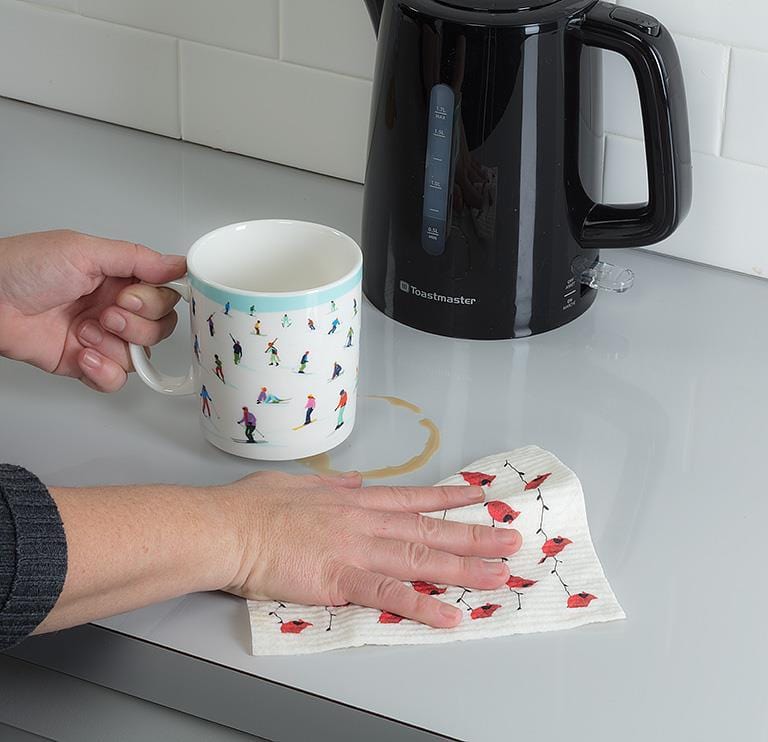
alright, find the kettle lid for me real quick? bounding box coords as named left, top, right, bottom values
left=433, top=0, right=559, bottom=11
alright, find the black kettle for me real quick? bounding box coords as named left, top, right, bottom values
left=362, top=0, right=692, bottom=339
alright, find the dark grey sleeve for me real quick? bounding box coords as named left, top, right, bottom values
left=0, top=465, right=68, bottom=650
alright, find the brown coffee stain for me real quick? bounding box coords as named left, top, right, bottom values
left=300, top=396, right=441, bottom=480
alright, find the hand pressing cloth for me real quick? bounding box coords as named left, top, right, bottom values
left=248, top=446, right=625, bottom=655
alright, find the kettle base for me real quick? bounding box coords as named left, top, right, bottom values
left=363, top=284, right=598, bottom=341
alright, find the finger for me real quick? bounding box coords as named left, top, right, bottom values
left=351, top=485, right=484, bottom=513
left=369, top=512, right=522, bottom=559
left=336, top=566, right=462, bottom=629
left=77, top=348, right=128, bottom=393
left=366, top=539, right=509, bottom=591
left=76, top=233, right=186, bottom=284
left=116, top=284, right=182, bottom=321
left=315, top=471, right=364, bottom=490
left=77, top=320, right=132, bottom=371
left=100, top=307, right=178, bottom=347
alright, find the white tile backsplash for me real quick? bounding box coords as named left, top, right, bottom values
left=0, top=0, right=179, bottom=137
left=281, top=0, right=376, bottom=79
left=604, top=35, right=729, bottom=156
left=721, top=48, right=768, bottom=169
left=181, top=41, right=371, bottom=182
left=79, top=0, right=279, bottom=58
left=0, top=0, right=766, bottom=279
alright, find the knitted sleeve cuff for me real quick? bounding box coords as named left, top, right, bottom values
left=0, top=465, right=68, bottom=650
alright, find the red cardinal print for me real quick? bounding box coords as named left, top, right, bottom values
left=506, top=576, right=537, bottom=589
left=461, top=471, right=496, bottom=487
left=568, top=593, right=598, bottom=608
left=485, top=501, right=521, bottom=526
left=525, top=473, right=552, bottom=491
left=269, top=610, right=313, bottom=634
left=281, top=620, right=313, bottom=634
left=539, top=536, right=573, bottom=563
left=411, top=581, right=447, bottom=596
left=471, top=603, right=502, bottom=620
left=379, top=611, right=405, bottom=624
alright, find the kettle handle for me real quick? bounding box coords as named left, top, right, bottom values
left=572, top=2, right=693, bottom=249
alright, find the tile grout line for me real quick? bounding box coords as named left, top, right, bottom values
left=717, top=46, right=733, bottom=158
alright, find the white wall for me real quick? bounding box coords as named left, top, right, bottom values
left=0, top=0, right=766, bottom=278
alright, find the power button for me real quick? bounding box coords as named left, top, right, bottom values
left=609, top=6, right=661, bottom=36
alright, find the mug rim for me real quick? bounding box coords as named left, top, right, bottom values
left=186, top=219, right=363, bottom=298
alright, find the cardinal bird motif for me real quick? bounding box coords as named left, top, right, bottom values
left=524, top=473, right=552, bottom=491
left=460, top=471, right=496, bottom=487
left=567, top=593, right=598, bottom=608
left=470, top=603, right=502, bottom=620
left=506, top=576, right=537, bottom=589
left=539, top=536, right=573, bottom=563
left=411, top=581, right=447, bottom=596
left=485, top=501, right=521, bottom=526
left=280, top=620, right=313, bottom=634
left=379, top=611, right=405, bottom=624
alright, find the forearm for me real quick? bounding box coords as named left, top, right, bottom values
left=37, top=484, right=239, bottom=634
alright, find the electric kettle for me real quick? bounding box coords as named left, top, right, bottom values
left=362, top=0, right=692, bottom=339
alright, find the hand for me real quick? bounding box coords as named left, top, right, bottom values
left=220, top=471, right=522, bottom=628
left=0, top=230, right=186, bottom=392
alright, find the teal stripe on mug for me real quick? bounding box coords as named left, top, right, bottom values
left=189, top=268, right=362, bottom=313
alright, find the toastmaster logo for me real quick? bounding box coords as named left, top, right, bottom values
left=399, top=280, right=477, bottom=305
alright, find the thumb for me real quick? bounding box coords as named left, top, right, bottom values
left=78, top=234, right=186, bottom=284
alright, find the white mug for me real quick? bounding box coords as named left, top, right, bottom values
left=129, top=220, right=363, bottom=461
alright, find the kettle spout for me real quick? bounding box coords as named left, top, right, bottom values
left=364, top=0, right=384, bottom=36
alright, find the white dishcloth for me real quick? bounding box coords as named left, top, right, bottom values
left=248, top=446, right=625, bottom=655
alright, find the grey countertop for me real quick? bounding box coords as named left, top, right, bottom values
left=2, top=98, right=767, bottom=741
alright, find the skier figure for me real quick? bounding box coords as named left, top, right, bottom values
left=214, top=354, right=225, bottom=383
left=298, top=351, right=310, bottom=374
left=230, top=334, right=243, bottom=365
left=253, top=319, right=262, bottom=336
left=281, top=313, right=292, bottom=328
left=265, top=339, right=280, bottom=366
left=257, top=387, right=286, bottom=405
left=237, top=407, right=257, bottom=443
left=335, top=389, right=348, bottom=431
left=331, top=361, right=342, bottom=381
left=353, top=298, right=358, bottom=316
left=249, top=305, right=255, bottom=317
left=200, top=385, right=213, bottom=418
left=307, top=318, right=316, bottom=331
left=328, top=318, right=341, bottom=335
left=304, top=395, right=316, bottom=426
left=207, top=313, right=216, bottom=337
left=192, top=297, right=196, bottom=316
left=345, top=327, right=354, bottom=348
left=330, top=300, right=336, bottom=313
left=224, top=301, right=231, bottom=316
left=193, top=334, right=201, bottom=364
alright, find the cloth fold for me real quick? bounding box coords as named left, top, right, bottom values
left=248, top=446, right=625, bottom=655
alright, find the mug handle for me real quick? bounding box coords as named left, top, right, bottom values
left=128, top=277, right=195, bottom=396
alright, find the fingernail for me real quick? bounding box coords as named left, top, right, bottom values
left=81, top=350, right=102, bottom=369
left=495, top=529, right=520, bottom=545
left=118, top=293, right=143, bottom=312
left=484, top=561, right=508, bottom=575
left=341, top=471, right=360, bottom=479
left=161, top=254, right=186, bottom=266
left=465, top=487, right=485, bottom=501
left=440, top=603, right=461, bottom=621
left=102, top=311, right=126, bottom=332
left=78, top=322, right=103, bottom=346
